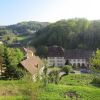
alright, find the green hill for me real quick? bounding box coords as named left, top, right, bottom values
left=37, top=74, right=100, bottom=100
left=0, top=21, right=50, bottom=36
left=30, top=18, right=100, bottom=57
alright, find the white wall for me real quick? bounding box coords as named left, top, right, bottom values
left=69, top=59, right=88, bottom=66
left=48, top=57, right=88, bottom=67
left=48, top=57, right=65, bottom=66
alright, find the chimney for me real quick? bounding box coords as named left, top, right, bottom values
left=23, top=48, right=34, bottom=59
left=26, top=50, right=33, bottom=59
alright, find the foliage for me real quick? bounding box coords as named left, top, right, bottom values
left=59, top=74, right=94, bottom=86
left=92, top=76, right=100, bottom=86
left=0, top=21, right=49, bottom=35
left=62, top=65, right=72, bottom=75
left=0, top=21, right=49, bottom=46
left=0, top=75, right=41, bottom=100
left=36, top=45, right=48, bottom=58
left=37, top=83, right=100, bottom=100
left=90, top=49, right=100, bottom=70
left=48, top=69, right=60, bottom=84
left=30, top=18, right=100, bottom=57
left=4, top=47, right=24, bottom=79
left=0, top=45, right=4, bottom=75
left=1, top=18, right=100, bottom=57
left=0, top=45, right=24, bottom=79
left=2, top=31, right=16, bottom=44
left=42, top=59, right=49, bottom=87
left=37, top=74, right=100, bottom=100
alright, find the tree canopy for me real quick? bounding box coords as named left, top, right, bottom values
left=0, top=45, right=24, bottom=79
left=90, top=49, right=100, bottom=70
left=30, top=18, right=100, bottom=57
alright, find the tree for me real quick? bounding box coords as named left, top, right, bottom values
left=48, top=69, right=60, bottom=84
left=0, top=45, right=4, bottom=75
left=62, top=65, right=72, bottom=75
left=90, top=49, right=100, bottom=70
left=36, top=45, right=48, bottom=58
left=90, top=49, right=100, bottom=85
left=43, top=60, right=48, bottom=87
left=2, top=30, right=15, bottom=44
left=3, top=47, right=24, bottom=79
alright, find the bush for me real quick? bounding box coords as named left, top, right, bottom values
left=92, top=76, right=100, bottom=85
left=62, top=65, right=72, bottom=75
left=48, top=69, right=60, bottom=84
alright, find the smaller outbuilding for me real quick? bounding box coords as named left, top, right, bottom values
left=20, top=48, right=43, bottom=81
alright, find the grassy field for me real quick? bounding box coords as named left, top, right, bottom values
left=37, top=74, right=100, bottom=100
left=16, top=34, right=35, bottom=46
left=0, top=74, right=100, bottom=100
left=0, top=79, right=39, bottom=100
left=59, top=74, right=94, bottom=86
left=37, top=84, right=100, bottom=100
left=17, top=34, right=31, bottom=41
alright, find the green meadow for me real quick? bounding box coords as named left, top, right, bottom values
left=0, top=74, right=100, bottom=100
left=37, top=74, right=100, bottom=100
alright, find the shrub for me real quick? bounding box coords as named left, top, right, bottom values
left=92, top=76, right=100, bottom=85
left=48, top=69, right=60, bottom=84
left=62, top=65, right=72, bottom=75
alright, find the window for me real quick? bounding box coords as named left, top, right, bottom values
left=73, top=59, right=76, bottom=61
left=82, top=59, right=85, bottom=61
left=70, top=59, right=73, bottom=61
left=71, top=59, right=76, bottom=62
left=57, top=57, right=63, bottom=59
left=57, top=63, right=63, bottom=66
left=49, top=57, right=54, bottom=59
left=78, top=59, right=80, bottom=61
left=57, top=60, right=62, bottom=62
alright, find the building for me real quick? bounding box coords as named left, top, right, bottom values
left=47, top=45, right=65, bottom=66
left=20, top=48, right=43, bottom=81
left=65, top=50, right=93, bottom=67
left=47, top=46, right=93, bottom=68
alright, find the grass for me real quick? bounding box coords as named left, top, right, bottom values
left=37, top=74, right=100, bottom=100
left=59, top=74, right=94, bottom=86
left=0, top=74, right=100, bottom=100
left=16, top=34, right=35, bottom=46
left=0, top=79, right=40, bottom=100
left=0, top=96, right=30, bottom=100
left=37, top=84, right=100, bottom=100
left=17, top=34, right=32, bottom=41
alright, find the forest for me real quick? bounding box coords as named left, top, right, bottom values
left=31, top=18, right=100, bottom=57
left=1, top=18, right=100, bottom=57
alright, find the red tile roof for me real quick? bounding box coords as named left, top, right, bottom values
left=20, top=58, right=38, bottom=75
left=48, top=45, right=64, bottom=57
left=65, top=49, right=93, bottom=59
left=48, top=46, right=93, bottom=59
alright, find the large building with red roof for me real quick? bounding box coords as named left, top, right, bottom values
left=47, top=46, right=93, bottom=67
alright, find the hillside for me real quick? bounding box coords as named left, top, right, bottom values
left=1, top=18, right=100, bottom=57
left=37, top=74, right=100, bottom=100
left=0, top=21, right=50, bottom=36
left=30, top=18, right=100, bottom=57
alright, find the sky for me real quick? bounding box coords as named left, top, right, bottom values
left=0, top=0, right=100, bottom=25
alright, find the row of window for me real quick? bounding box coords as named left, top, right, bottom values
left=69, top=59, right=85, bottom=62
left=49, top=57, right=63, bottom=59
left=49, top=59, right=85, bottom=62
left=49, top=57, right=86, bottom=61
left=49, top=63, right=63, bottom=66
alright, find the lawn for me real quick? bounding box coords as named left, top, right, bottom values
left=17, top=34, right=30, bottom=41
left=37, top=74, right=100, bottom=100
left=59, top=74, right=94, bottom=86
left=0, top=74, right=100, bottom=100
left=0, top=79, right=40, bottom=100
left=37, top=84, right=100, bottom=100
